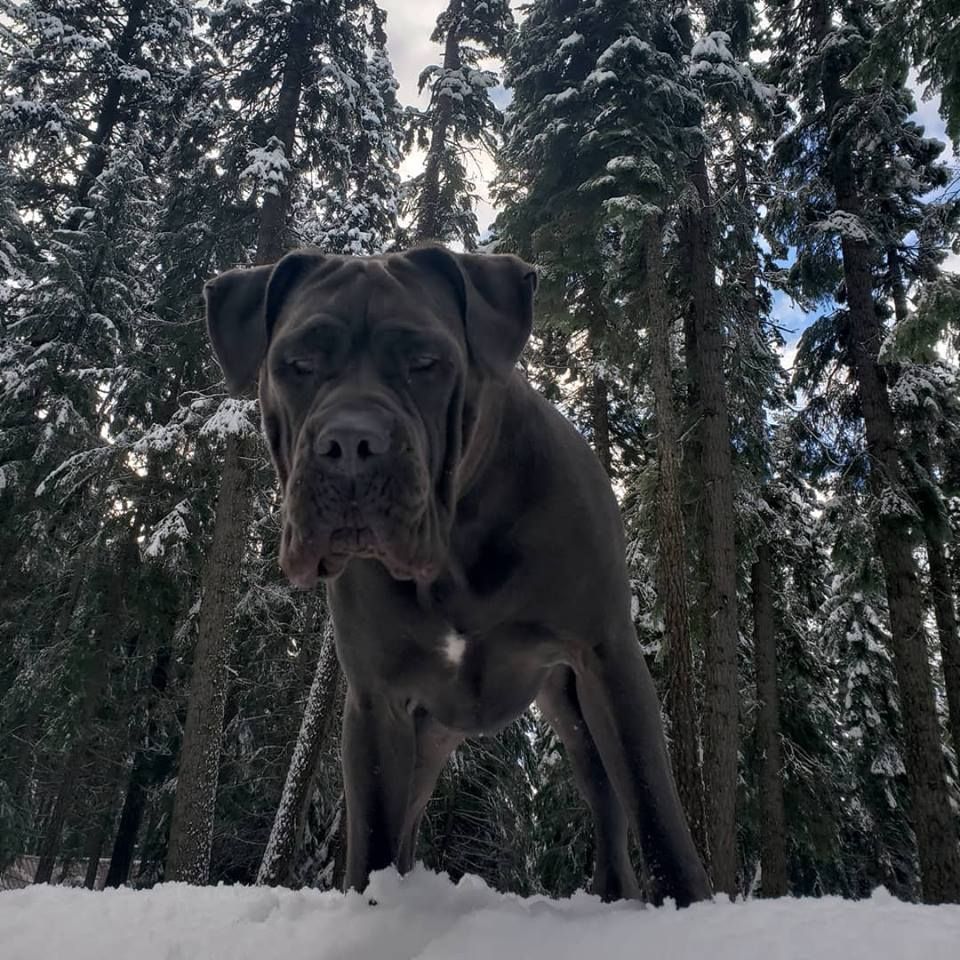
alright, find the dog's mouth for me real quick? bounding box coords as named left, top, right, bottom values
left=280, top=524, right=374, bottom=587
left=280, top=522, right=437, bottom=588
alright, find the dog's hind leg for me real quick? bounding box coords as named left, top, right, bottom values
left=571, top=630, right=713, bottom=907
left=537, top=666, right=641, bottom=902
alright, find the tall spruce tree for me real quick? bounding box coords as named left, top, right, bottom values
left=407, top=0, right=514, bottom=248
left=769, top=0, right=960, bottom=902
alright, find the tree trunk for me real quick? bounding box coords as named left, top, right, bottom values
left=752, top=544, right=788, bottom=897
left=680, top=150, right=740, bottom=895
left=258, top=615, right=342, bottom=886
left=642, top=213, right=705, bottom=858
left=415, top=0, right=463, bottom=244
left=840, top=220, right=960, bottom=904
left=589, top=361, right=611, bottom=476
left=82, top=819, right=109, bottom=890
left=33, top=584, right=117, bottom=885
left=814, top=6, right=960, bottom=900
left=927, top=529, right=960, bottom=760
left=888, top=250, right=960, bottom=764
left=105, top=752, right=149, bottom=888
left=33, top=750, right=81, bottom=884
left=165, top=7, right=311, bottom=885
left=105, top=648, right=171, bottom=888
left=164, top=434, right=253, bottom=884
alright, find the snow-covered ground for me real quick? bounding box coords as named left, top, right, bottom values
left=3, top=868, right=960, bottom=960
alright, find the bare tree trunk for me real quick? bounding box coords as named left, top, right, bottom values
left=927, top=530, right=960, bottom=760
left=589, top=355, right=611, bottom=476
left=33, top=586, right=117, bottom=885
left=415, top=0, right=463, bottom=244
left=105, top=648, right=171, bottom=888
left=680, top=150, right=740, bottom=895
left=752, top=543, right=788, bottom=897
left=642, top=213, right=705, bottom=858
left=82, top=819, right=109, bottom=890
left=33, top=751, right=81, bottom=884
left=165, top=7, right=311, bottom=885
left=165, top=434, right=252, bottom=883
left=258, top=616, right=342, bottom=886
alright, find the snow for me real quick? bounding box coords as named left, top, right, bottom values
left=812, top=211, right=873, bottom=243
left=3, top=871, right=960, bottom=960
left=241, top=137, right=291, bottom=196
left=198, top=397, right=259, bottom=440
left=142, top=500, right=191, bottom=559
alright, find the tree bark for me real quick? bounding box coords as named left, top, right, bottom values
left=414, top=0, right=463, bottom=244
left=927, top=529, right=960, bottom=761
left=105, top=648, right=171, bottom=888
left=589, top=361, right=611, bottom=475
left=752, top=543, right=788, bottom=897
left=642, top=213, right=705, bottom=858
left=33, top=579, right=117, bottom=885
left=165, top=7, right=311, bottom=884
left=257, top=615, right=342, bottom=886
left=82, top=817, right=109, bottom=890
left=164, top=434, right=253, bottom=884
left=680, top=150, right=740, bottom=895
left=33, top=749, right=81, bottom=884
left=814, top=4, right=960, bottom=899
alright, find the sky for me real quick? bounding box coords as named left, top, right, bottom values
left=375, top=3, right=959, bottom=370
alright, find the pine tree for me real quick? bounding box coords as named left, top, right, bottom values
left=769, top=0, right=960, bottom=902
left=407, top=0, right=514, bottom=248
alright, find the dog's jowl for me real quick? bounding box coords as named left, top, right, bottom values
left=205, top=245, right=712, bottom=906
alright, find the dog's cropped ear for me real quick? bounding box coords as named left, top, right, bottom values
left=204, top=251, right=322, bottom=395
left=405, top=246, right=538, bottom=380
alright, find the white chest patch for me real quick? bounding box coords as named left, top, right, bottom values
left=442, top=630, right=467, bottom=667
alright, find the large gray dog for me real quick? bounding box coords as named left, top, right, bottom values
left=204, top=245, right=711, bottom=906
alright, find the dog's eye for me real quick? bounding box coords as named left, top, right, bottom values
left=408, top=355, right=438, bottom=373
left=286, top=357, right=317, bottom=376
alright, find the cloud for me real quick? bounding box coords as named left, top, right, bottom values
left=379, top=1, right=446, bottom=108
left=777, top=337, right=800, bottom=374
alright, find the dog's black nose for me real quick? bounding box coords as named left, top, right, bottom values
left=315, top=412, right=390, bottom=475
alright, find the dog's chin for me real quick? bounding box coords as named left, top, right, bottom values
left=280, top=524, right=440, bottom=589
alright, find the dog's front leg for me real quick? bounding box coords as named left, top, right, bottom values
left=342, top=685, right=415, bottom=893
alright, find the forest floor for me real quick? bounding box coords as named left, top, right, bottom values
left=3, top=866, right=960, bottom=959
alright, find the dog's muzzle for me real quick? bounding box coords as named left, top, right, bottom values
left=278, top=405, right=433, bottom=587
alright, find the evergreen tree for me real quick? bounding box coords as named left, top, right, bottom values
left=407, top=0, right=514, bottom=248
left=769, top=0, right=960, bottom=902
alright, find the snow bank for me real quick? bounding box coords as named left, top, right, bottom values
left=3, top=868, right=960, bottom=960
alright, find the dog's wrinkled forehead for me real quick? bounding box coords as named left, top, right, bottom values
left=274, top=254, right=462, bottom=344
left=204, top=245, right=537, bottom=397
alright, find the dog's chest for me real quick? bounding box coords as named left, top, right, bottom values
left=401, top=616, right=557, bottom=735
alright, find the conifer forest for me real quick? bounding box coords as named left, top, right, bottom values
left=2, top=0, right=960, bottom=907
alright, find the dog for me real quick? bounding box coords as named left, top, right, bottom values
left=204, top=245, right=711, bottom=906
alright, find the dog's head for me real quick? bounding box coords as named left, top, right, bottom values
left=204, top=246, right=537, bottom=587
